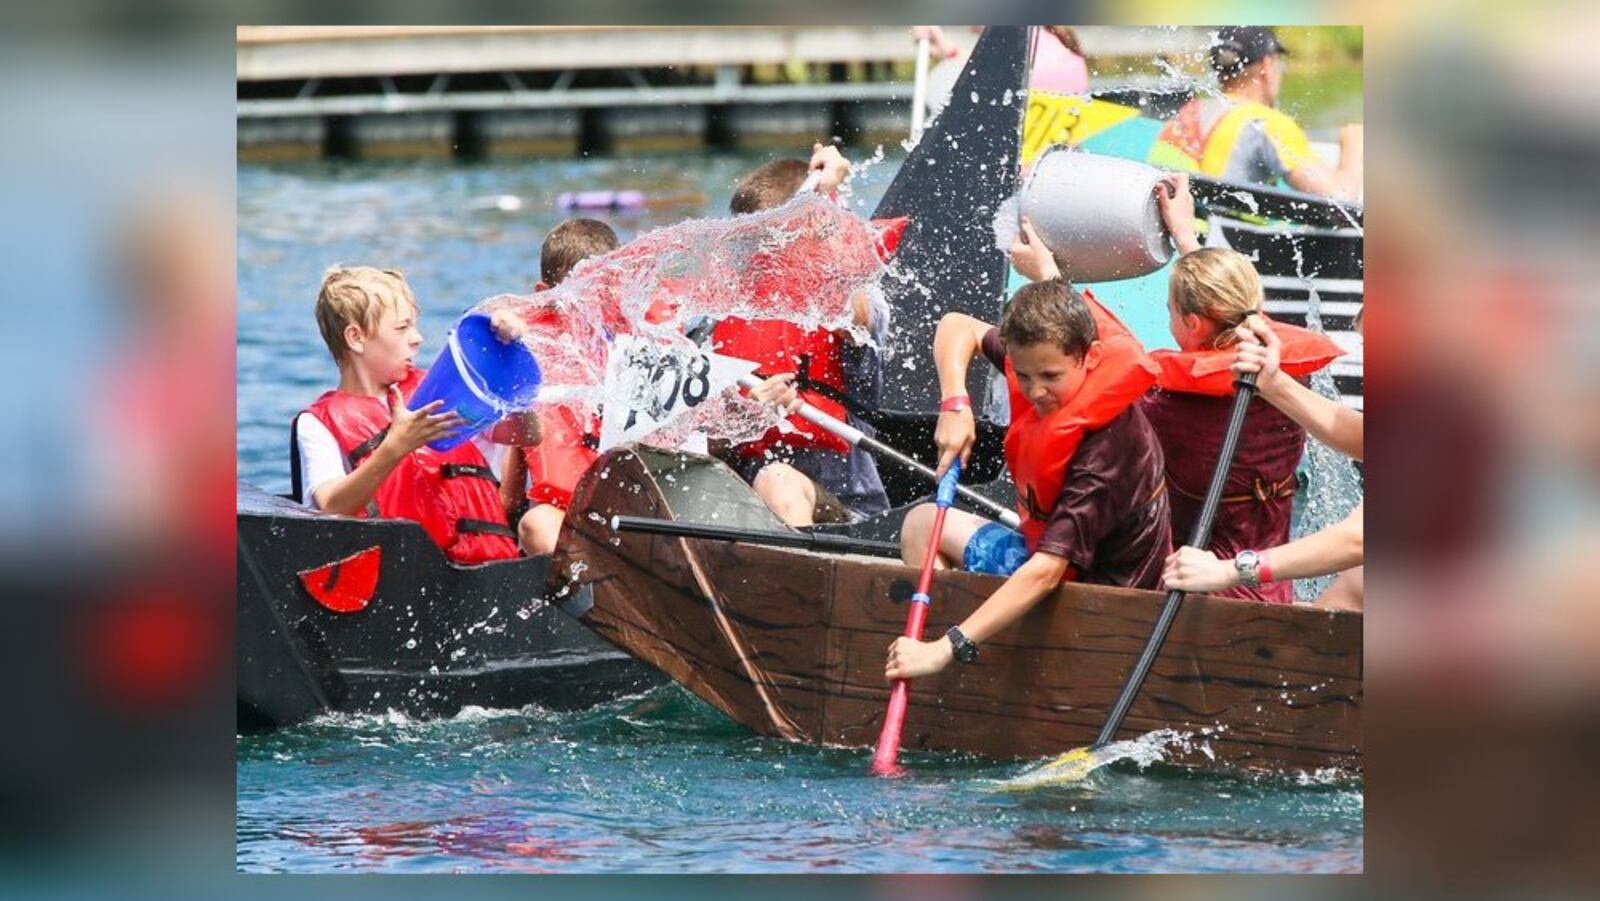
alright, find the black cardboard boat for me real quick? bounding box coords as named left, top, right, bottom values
left=236, top=482, right=660, bottom=730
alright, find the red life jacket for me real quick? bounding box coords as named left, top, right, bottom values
left=1004, top=294, right=1160, bottom=551
left=298, top=368, right=520, bottom=565
left=711, top=316, right=853, bottom=456
left=522, top=405, right=601, bottom=510
left=1142, top=320, right=1342, bottom=604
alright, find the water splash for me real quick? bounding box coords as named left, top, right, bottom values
left=991, top=191, right=1022, bottom=252
left=988, top=726, right=1225, bottom=792
left=471, top=192, right=891, bottom=446
left=1292, top=284, right=1363, bottom=602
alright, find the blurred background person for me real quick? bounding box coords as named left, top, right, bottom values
left=1151, top=25, right=1363, bottom=200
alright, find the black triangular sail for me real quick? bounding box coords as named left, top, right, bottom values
left=872, top=26, right=1029, bottom=415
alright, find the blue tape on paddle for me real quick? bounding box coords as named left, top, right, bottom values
left=936, top=459, right=961, bottom=508
left=911, top=592, right=932, bottom=606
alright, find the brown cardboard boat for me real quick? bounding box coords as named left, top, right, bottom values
left=550, top=446, right=1361, bottom=775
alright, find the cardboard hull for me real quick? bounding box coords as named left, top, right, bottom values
left=553, top=448, right=1362, bottom=774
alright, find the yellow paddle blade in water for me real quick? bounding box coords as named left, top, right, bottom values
left=993, top=746, right=1104, bottom=792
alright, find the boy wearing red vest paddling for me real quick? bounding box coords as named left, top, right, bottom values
left=291, top=266, right=530, bottom=565
left=1139, top=173, right=1344, bottom=603
left=713, top=143, right=892, bottom=525
left=887, top=254, right=1171, bottom=680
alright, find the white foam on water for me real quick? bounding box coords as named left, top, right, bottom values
left=988, top=726, right=1227, bottom=792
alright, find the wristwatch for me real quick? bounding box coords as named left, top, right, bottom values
left=946, top=626, right=979, bottom=664
left=1234, top=549, right=1262, bottom=589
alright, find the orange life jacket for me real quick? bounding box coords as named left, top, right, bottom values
left=711, top=316, right=854, bottom=456
left=1151, top=317, right=1344, bottom=397
left=299, top=368, right=520, bottom=565
left=1004, top=294, right=1160, bottom=550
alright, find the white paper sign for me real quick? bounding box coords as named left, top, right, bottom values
left=597, top=335, right=759, bottom=452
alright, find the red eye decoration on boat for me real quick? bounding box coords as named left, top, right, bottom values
left=297, top=545, right=382, bottom=614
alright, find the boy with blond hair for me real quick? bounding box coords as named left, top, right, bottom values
left=292, top=265, right=529, bottom=564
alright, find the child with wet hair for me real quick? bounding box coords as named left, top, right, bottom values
left=502, top=218, right=620, bottom=556
left=1140, top=173, right=1343, bottom=602
left=1163, top=313, right=1363, bottom=609
left=886, top=271, right=1170, bottom=681
left=536, top=217, right=619, bottom=291
left=713, top=142, right=892, bottom=526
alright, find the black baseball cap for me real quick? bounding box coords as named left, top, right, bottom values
left=1209, top=26, right=1289, bottom=78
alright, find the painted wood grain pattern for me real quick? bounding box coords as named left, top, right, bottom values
left=553, top=448, right=1363, bottom=774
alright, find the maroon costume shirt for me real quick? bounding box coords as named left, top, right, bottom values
left=1140, top=387, right=1305, bottom=603
left=982, top=330, right=1172, bottom=588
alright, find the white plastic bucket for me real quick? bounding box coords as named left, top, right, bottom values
left=1021, top=145, right=1173, bottom=283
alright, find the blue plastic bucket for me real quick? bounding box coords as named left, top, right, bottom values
left=408, top=313, right=543, bottom=452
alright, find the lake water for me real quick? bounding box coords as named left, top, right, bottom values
left=236, top=149, right=1362, bottom=873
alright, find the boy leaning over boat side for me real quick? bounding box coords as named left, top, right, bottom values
left=886, top=261, right=1172, bottom=680
left=499, top=218, right=620, bottom=556
left=291, top=265, right=533, bottom=565
left=712, top=142, right=893, bottom=525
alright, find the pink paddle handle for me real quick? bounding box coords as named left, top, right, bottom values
left=870, top=503, right=950, bottom=775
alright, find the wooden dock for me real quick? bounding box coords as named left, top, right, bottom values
left=236, top=26, right=1208, bottom=160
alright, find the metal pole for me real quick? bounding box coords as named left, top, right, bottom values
left=909, top=36, right=930, bottom=144
left=610, top=515, right=903, bottom=559
left=736, top=375, right=1020, bottom=528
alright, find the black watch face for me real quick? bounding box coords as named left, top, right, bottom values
left=949, top=628, right=977, bottom=662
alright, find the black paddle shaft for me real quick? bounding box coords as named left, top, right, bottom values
left=609, top=515, right=903, bottom=559
left=1091, top=371, right=1260, bottom=751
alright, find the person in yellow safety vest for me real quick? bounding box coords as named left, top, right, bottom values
left=1151, top=26, right=1363, bottom=201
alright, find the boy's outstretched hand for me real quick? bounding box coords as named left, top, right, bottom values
left=1007, top=216, right=1061, bottom=283
left=809, top=142, right=851, bottom=194
left=1155, top=172, right=1201, bottom=255
left=885, top=634, right=954, bottom=681
left=383, top=385, right=466, bottom=455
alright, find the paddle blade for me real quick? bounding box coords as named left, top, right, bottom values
left=871, top=681, right=911, bottom=776
left=992, top=746, right=1105, bottom=792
